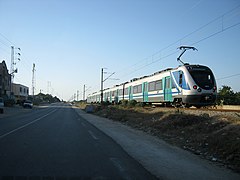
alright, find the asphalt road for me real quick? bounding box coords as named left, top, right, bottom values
left=0, top=103, right=156, bottom=179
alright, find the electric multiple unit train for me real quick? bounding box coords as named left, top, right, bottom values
left=87, top=47, right=217, bottom=108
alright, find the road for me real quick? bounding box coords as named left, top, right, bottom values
left=0, top=103, right=156, bottom=179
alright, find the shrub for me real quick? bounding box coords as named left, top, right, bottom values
left=136, top=102, right=145, bottom=107
left=119, top=100, right=128, bottom=107
left=128, top=99, right=137, bottom=107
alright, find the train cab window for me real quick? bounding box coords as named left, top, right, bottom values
left=188, top=66, right=214, bottom=90
left=179, top=73, right=183, bottom=87
left=177, top=71, right=188, bottom=89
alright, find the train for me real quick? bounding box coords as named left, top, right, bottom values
left=87, top=46, right=217, bottom=108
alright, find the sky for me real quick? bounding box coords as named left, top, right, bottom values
left=0, top=0, right=240, bottom=101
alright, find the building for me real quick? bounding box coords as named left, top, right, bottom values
left=0, top=60, right=11, bottom=99
left=12, top=83, right=29, bottom=103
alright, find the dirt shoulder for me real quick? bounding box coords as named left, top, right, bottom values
left=77, top=103, right=240, bottom=173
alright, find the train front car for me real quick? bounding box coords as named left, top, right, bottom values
left=172, top=65, right=217, bottom=108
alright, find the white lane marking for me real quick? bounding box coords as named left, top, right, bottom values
left=0, top=109, right=57, bottom=139
left=88, top=130, right=99, bottom=140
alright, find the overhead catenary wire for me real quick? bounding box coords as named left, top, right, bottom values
left=217, top=73, right=240, bottom=81
left=87, top=4, right=240, bottom=97
left=114, top=4, right=240, bottom=83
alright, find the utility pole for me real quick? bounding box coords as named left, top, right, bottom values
left=32, top=63, right=36, bottom=98
left=10, top=46, right=21, bottom=98
left=101, top=68, right=103, bottom=103
left=83, top=84, right=86, bottom=101
left=100, top=68, right=116, bottom=103
left=10, top=46, right=14, bottom=99
left=11, top=46, right=14, bottom=81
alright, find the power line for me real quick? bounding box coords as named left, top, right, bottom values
left=217, top=73, right=240, bottom=81
left=0, top=32, right=15, bottom=46
left=191, top=21, right=240, bottom=46
left=85, top=4, right=240, bottom=99
left=115, top=4, right=240, bottom=81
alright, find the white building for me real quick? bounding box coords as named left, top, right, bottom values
left=12, top=83, right=29, bottom=102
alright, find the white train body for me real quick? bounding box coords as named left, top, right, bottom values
left=87, top=64, right=217, bottom=107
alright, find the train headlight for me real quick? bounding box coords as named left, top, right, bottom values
left=193, top=85, right=197, bottom=90
left=213, top=86, right=217, bottom=92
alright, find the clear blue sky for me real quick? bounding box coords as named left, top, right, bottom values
left=0, top=0, right=240, bottom=101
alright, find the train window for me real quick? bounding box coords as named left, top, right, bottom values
left=137, top=84, right=142, bottom=93
left=124, top=88, right=128, bottom=95
left=155, top=80, right=162, bottom=90
left=133, top=85, right=142, bottom=93
left=148, top=81, right=155, bottom=91
left=133, top=85, right=138, bottom=94
left=119, top=89, right=123, bottom=96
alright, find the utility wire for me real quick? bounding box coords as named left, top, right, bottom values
left=86, top=4, right=240, bottom=97
left=0, top=32, right=15, bottom=45
left=115, top=4, right=240, bottom=82
left=191, top=21, right=240, bottom=46
left=217, top=73, right=240, bottom=81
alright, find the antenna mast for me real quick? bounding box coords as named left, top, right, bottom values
left=177, top=46, right=197, bottom=65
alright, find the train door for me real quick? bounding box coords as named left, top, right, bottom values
left=143, top=82, right=148, bottom=102
left=163, top=76, right=172, bottom=102
left=129, top=86, right=133, bottom=100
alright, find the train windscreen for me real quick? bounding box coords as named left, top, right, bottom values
left=187, top=66, right=215, bottom=90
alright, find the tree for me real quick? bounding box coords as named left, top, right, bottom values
left=34, top=93, right=60, bottom=104
left=217, top=85, right=240, bottom=105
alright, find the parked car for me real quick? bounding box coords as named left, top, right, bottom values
left=23, top=100, right=33, bottom=108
